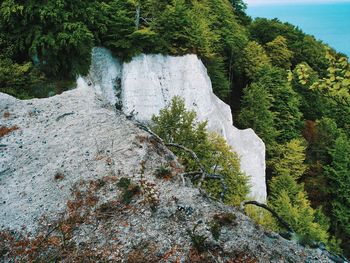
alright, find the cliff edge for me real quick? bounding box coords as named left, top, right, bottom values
left=0, top=82, right=332, bottom=262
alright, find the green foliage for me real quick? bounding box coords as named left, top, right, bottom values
left=201, top=133, right=249, bottom=206
left=0, top=0, right=250, bottom=100
left=238, top=83, right=277, bottom=147
left=154, top=165, right=172, bottom=179
left=290, top=63, right=326, bottom=120
left=203, top=56, right=230, bottom=98
left=308, top=117, right=340, bottom=163
left=151, top=96, right=208, bottom=169
left=0, top=0, right=94, bottom=78
left=0, top=33, right=45, bottom=98
left=117, top=177, right=140, bottom=204
left=152, top=97, right=249, bottom=205
left=255, top=66, right=303, bottom=144
left=292, top=55, right=350, bottom=131
left=93, top=0, right=139, bottom=60
left=311, top=51, right=350, bottom=107
left=244, top=205, right=279, bottom=231
left=269, top=175, right=330, bottom=245
left=0, top=59, right=44, bottom=99
left=249, top=18, right=329, bottom=75
left=270, top=138, right=307, bottom=180
left=239, top=41, right=271, bottom=80
left=265, top=36, right=293, bottom=69
left=324, top=133, right=350, bottom=241
left=229, top=0, right=252, bottom=26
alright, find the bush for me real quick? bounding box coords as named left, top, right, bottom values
left=151, top=96, right=249, bottom=205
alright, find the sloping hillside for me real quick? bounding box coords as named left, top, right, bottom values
left=0, top=84, right=332, bottom=262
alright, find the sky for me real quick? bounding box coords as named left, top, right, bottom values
left=245, top=0, right=350, bottom=5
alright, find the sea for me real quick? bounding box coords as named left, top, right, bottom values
left=247, top=2, right=350, bottom=57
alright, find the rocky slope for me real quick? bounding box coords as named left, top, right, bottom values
left=88, top=48, right=266, bottom=203
left=0, top=83, right=333, bottom=262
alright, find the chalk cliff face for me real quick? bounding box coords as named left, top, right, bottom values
left=88, top=48, right=267, bottom=202
left=0, top=52, right=333, bottom=262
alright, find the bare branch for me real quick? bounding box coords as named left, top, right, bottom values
left=240, top=200, right=294, bottom=233
left=165, top=143, right=205, bottom=173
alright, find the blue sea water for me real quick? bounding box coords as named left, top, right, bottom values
left=247, top=3, right=350, bottom=57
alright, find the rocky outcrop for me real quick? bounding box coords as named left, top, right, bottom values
left=0, top=80, right=177, bottom=232
left=0, top=87, right=331, bottom=262
left=88, top=47, right=267, bottom=202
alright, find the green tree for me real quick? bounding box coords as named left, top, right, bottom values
left=292, top=58, right=350, bottom=133
left=229, top=0, right=251, bottom=25
left=202, top=133, right=249, bottom=206
left=239, top=41, right=271, bottom=80
left=152, top=96, right=249, bottom=205
left=290, top=63, right=326, bottom=120
left=324, top=133, right=350, bottom=252
left=238, top=83, right=278, bottom=147
left=311, top=51, right=350, bottom=107
left=249, top=18, right=329, bottom=75
left=269, top=175, right=330, bottom=246
left=256, top=66, right=303, bottom=143
left=151, top=96, right=208, bottom=161
left=0, top=33, right=45, bottom=98
left=265, top=35, right=293, bottom=69
left=196, top=0, right=248, bottom=98
left=308, top=117, right=340, bottom=163
left=270, top=138, right=307, bottom=180
left=97, top=0, right=141, bottom=60
left=0, top=0, right=95, bottom=78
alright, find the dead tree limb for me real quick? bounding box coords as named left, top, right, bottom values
left=240, top=200, right=294, bottom=233
left=165, top=143, right=205, bottom=175
left=178, top=171, right=202, bottom=186
left=134, top=121, right=164, bottom=144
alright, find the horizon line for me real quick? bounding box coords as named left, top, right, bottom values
left=245, top=0, right=350, bottom=6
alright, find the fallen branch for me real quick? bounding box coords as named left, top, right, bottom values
left=165, top=143, right=205, bottom=175
left=133, top=120, right=164, bottom=144
left=240, top=201, right=294, bottom=233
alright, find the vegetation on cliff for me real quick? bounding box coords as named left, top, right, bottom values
left=1, top=0, right=349, bottom=256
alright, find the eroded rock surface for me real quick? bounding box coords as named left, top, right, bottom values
left=0, top=85, right=331, bottom=262
left=0, top=80, right=176, bottom=232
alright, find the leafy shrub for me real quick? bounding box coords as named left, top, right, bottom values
left=151, top=96, right=249, bottom=206
left=154, top=165, right=172, bottom=179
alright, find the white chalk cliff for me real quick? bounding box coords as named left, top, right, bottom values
left=87, top=48, right=267, bottom=202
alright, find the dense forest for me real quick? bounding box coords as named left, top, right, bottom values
left=1, top=0, right=349, bottom=256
